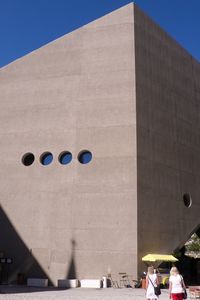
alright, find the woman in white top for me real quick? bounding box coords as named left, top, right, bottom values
left=146, top=266, right=160, bottom=300
left=169, top=267, right=186, bottom=300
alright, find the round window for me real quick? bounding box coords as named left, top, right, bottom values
left=183, top=193, right=192, bottom=208
left=59, top=151, right=72, bottom=165
left=40, top=152, right=53, bottom=166
left=78, top=150, right=92, bottom=164
left=22, top=153, right=35, bottom=166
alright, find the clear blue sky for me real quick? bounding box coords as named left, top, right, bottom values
left=0, top=0, right=200, bottom=67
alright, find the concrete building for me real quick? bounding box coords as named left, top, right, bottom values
left=0, top=3, right=200, bottom=285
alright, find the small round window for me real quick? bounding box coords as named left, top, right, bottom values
left=78, top=150, right=92, bottom=164
left=59, top=151, right=72, bottom=165
left=40, top=152, right=53, bottom=166
left=22, top=153, right=35, bottom=166
left=183, top=193, right=192, bottom=208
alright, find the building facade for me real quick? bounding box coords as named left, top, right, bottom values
left=0, top=3, right=200, bottom=285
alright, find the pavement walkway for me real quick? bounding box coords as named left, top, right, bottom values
left=0, top=286, right=171, bottom=300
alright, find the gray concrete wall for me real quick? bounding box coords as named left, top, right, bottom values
left=134, top=5, right=200, bottom=273
left=0, top=4, right=137, bottom=284
left=1, top=2, right=198, bottom=283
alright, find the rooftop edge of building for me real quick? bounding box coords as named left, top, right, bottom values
left=0, top=2, right=199, bottom=71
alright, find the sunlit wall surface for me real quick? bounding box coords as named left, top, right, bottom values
left=0, top=3, right=200, bottom=285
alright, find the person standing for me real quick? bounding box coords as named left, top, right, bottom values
left=146, top=266, right=160, bottom=300
left=169, top=267, right=186, bottom=300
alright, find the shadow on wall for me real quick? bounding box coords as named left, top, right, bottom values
left=0, top=205, right=53, bottom=286
left=66, top=239, right=77, bottom=280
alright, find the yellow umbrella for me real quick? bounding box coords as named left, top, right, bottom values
left=142, top=254, right=178, bottom=262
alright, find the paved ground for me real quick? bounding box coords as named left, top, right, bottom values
left=0, top=286, right=171, bottom=300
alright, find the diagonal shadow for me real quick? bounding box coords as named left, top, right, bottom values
left=0, top=205, right=53, bottom=292
left=196, top=226, right=200, bottom=238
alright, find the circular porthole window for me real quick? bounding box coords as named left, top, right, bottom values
left=78, top=150, right=92, bottom=164
left=40, top=152, right=53, bottom=166
left=183, top=193, right=192, bottom=208
left=58, top=151, right=72, bottom=165
left=22, top=153, right=35, bottom=166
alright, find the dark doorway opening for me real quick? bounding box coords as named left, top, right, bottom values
left=174, top=226, right=200, bottom=285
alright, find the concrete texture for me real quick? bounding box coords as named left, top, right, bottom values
left=134, top=5, right=200, bottom=272
left=0, top=2, right=200, bottom=285
left=0, top=4, right=137, bottom=284
left=0, top=287, right=170, bottom=300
